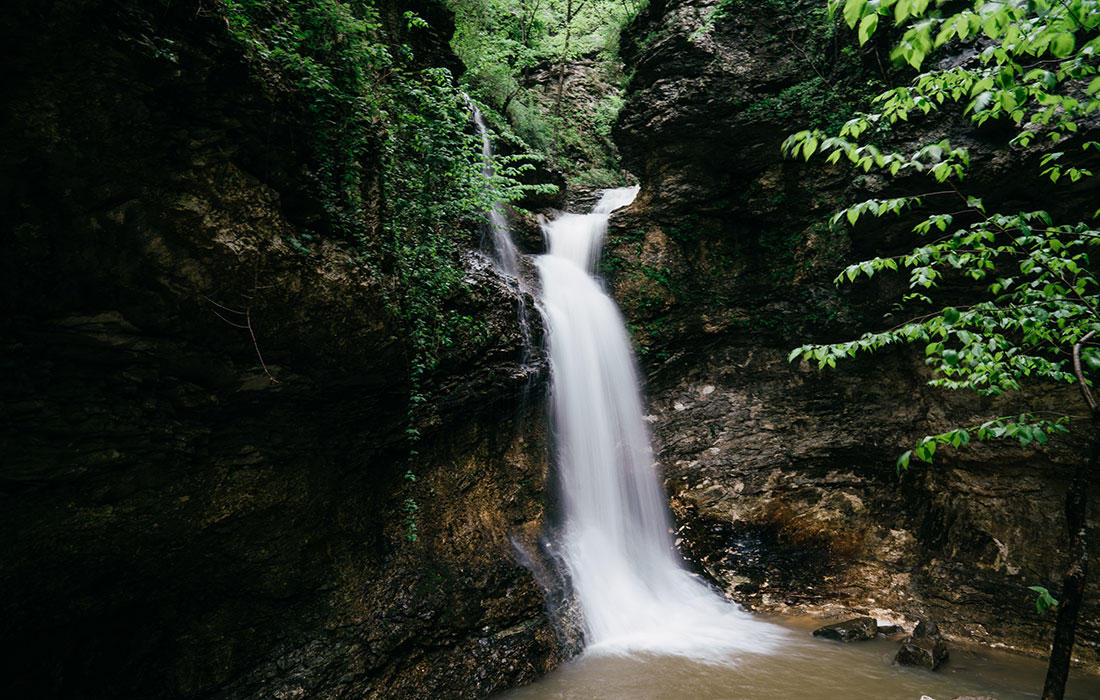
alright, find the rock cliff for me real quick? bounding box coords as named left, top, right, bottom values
left=1, top=1, right=560, bottom=697
left=611, top=0, right=1100, bottom=665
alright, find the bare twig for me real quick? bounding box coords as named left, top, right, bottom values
left=246, top=307, right=278, bottom=384
left=210, top=309, right=249, bottom=330
left=205, top=291, right=279, bottom=384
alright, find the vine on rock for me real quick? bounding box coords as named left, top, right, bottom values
left=216, top=0, right=554, bottom=542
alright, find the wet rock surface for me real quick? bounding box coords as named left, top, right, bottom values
left=649, top=343, right=1098, bottom=665
left=812, top=617, right=878, bottom=643
left=1, top=1, right=561, bottom=698
left=896, top=636, right=950, bottom=670
left=897, top=618, right=949, bottom=669
left=915, top=619, right=944, bottom=640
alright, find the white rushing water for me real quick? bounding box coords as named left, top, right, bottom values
left=536, top=187, right=788, bottom=663
left=471, top=105, right=519, bottom=277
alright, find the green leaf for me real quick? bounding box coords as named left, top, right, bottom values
left=895, top=0, right=911, bottom=24
left=957, top=15, right=970, bottom=41
left=896, top=450, right=912, bottom=472
left=844, top=0, right=868, bottom=29
left=804, top=135, right=819, bottom=160
left=859, top=13, right=879, bottom=45
left=982, top=11, right=1005, bottom=39
left=943, top=307, right=961, bottom=325
left=1051, top=33, right=1075, bottom=59
left=1028, top=586, right=1060, bottom=614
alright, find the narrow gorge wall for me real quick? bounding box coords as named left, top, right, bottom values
left=609, top=0, right=1100, bottom=665
left=1, top=1, right=560, bottom=697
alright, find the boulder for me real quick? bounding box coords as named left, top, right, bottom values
left=811, top=617, right=878, bottom=642
left=914, top=618, right=943, bottom=639
left=896, top=636, right=950, bottom=670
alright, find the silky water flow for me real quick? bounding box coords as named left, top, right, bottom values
left=535, top=187, right=787, bottom=662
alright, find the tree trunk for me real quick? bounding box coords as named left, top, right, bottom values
left=555, top=0, right=573, bottom=120
left=1040, top=418, right=1096, bottom=700
left=500, top=86, right=522, bottom=116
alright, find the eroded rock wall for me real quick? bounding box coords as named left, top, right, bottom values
left=1, top=1, right=559, bottom=697
left=611, top=0, right=1100, bottom=665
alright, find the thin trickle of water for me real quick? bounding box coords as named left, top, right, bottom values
left=471, top=105, right=519, bottom=278
left=469, top=102, right=537, bottom=371
left=536, top=187, right=788, bottom=663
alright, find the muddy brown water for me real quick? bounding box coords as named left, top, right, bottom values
left=500, top=617, right=1100, bottom=700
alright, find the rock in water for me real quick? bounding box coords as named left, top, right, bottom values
left=811, top=617, right=878, bottom=642
left=896, top=636, right=950, bottom=670
left=914, top=618, right=943, bottom=639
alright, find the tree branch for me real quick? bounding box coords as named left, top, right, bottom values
left=1073, top=330, right=1097, bottom=413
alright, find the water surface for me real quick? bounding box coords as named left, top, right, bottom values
left=502, top=617, right=1100, bottom=700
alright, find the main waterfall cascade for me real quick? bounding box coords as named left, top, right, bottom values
left=535, top=188, right=788, bottom=662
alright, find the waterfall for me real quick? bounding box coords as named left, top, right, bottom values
left=471, top=104, right=519, bottom=278
left=536, top=188, right=787, bottom=663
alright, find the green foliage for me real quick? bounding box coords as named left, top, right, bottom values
left=1029, top=585, right=1061, bottom=614
left=219, top=0, right=537, bottom=353
left=447, top=0, right=637, bottom=178
left=893, top=415, right=1071, bottom=471
left=830, top=0, right=1100, bottom=71
left=787, top=0, right=1100, bottom=469
left=403, top=497, right=420, bottom=542
left=785, top=14, right=1099, bottom=673
left=217, top=1, right=552, bottom=539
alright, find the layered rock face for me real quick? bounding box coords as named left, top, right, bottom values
left=1, top=1, right=559, bottom=697
left=611, top=0, right=1100, bottom=664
